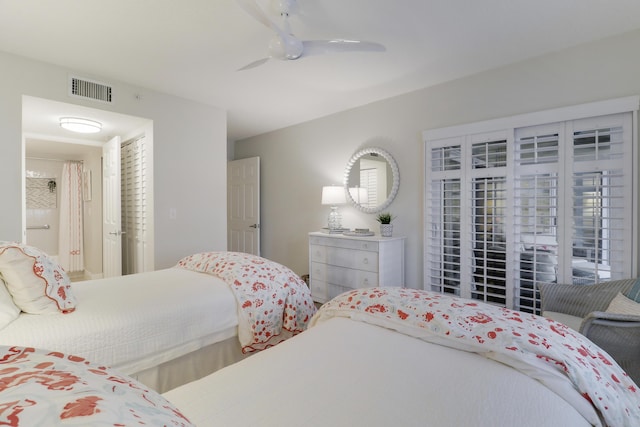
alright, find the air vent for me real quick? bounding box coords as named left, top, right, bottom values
left=69, top=76, right=113, bottom=103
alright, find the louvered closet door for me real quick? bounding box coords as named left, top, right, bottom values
left=121, top=137, right=147, bottom=275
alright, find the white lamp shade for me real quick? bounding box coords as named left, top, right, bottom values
left=321, top=186, right=346, bottom=205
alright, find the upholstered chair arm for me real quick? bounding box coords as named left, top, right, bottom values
left=579, top=311, right=640, bottom=385
left=537, top=279, right=637, bottom=318
left=580, top=311, right=640, bottom=335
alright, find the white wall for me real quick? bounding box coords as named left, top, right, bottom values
left=0, top=51, right=228, bottom=269
left=234, top=29, right=640, bottom=288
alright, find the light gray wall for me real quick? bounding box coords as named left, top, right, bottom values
left=235, top=29, right=640, bottom=288
left=0, top=51, right=228, bottom=269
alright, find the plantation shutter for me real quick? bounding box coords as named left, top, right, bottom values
left=468, top=136, right=509, bottom=305
left=426, top=141, right=463, bottom=295
left=360, top=167, right=378, bottom=208
left=563, top=114, right=632, bottom=286
left=425, top=108, right=634, bottom=313
left=426, top=132, right=511, bottom=304
left=513, top=124, right=562, bottom=312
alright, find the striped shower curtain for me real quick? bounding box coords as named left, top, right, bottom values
left=58, top=162, right=84, bottom=273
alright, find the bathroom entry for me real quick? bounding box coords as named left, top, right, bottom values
left=25, top=155, right=98, bottom=280
left=23, top=96, right=154, bottom=279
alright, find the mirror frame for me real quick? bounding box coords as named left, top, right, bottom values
left=343, top=147, right=400, bottom=214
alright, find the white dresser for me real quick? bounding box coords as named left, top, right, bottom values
left=308, top=232, right=405, bottom=303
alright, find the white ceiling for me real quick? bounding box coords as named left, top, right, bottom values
left=4, top=0, right=640, bottom=145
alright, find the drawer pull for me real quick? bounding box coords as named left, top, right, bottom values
left=362, top=258, right=369, bottom=265
left=363, top=278, right=369, bottom=286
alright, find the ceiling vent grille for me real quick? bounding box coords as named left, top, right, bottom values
left=69, top=76, right=113, bottom=103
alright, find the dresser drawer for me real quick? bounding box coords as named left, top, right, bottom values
left=326, top=247, right=378, bottom=272
left=309, top=245, right=327, bottom=263
left=310, top=261, right=327, bottom=281
left=326, top=265, right=378, bottom=290
left=327, top=283, right=351, bottom=300
left=310, top=279, right=328, bottom=302
left=309, top=232, right=405, bottom=304
left=309, top=235, right=379, bottom=252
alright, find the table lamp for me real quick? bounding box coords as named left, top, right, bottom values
left=322, top=185, right=346, bottom=231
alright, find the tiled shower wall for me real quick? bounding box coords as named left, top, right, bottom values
left=25, top=158, right=62, bottom=257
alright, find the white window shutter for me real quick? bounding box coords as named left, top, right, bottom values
left=425, top=110, right=634, bottom=314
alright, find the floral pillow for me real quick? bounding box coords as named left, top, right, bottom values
left=0, top=345, right=194, bottom=426
left=0, top=242, right=76, bottom=314
left=0, top=276, right=20, bottom=329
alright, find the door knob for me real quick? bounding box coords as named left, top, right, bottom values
left=249, top=224, right=259, bottom=229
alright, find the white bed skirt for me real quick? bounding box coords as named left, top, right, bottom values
left=132, top=335, right=248, bottom=393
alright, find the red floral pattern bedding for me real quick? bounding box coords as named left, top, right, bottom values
left=312, top=288, right=640, bottom=427
left=176, top=252, right=316, bottom=353
left=0, top=345, right=193, bottom=426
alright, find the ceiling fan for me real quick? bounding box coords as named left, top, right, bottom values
left=236, top=0, right=385, bottom=70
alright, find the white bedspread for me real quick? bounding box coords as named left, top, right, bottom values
left=315, top=288, right=639, bottom=426
left=164, top=317, right=595, bottom=427
left=0, top=268, right=238, bottom=375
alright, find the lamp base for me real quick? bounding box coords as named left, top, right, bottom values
left=327, top=206, right=342, bottom=230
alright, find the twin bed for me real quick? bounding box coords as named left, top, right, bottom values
left=163, top=288, right=640, bottom=427
left=0, top=242, right=638, bottom=426
left=0, top=267, right=243, bottom=393
left=0, top=245, right=316, bottom=392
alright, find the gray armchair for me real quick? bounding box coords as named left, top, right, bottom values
left=537, top=279, right=640, bottom=385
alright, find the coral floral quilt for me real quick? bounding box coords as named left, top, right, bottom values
left=312, top=288, right=640, bottom=427
left=0, top=345, right=193, bottom=426
left=176, top=252, right=316, bottom=353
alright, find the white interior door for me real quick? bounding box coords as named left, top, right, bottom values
left=228, top=157, right=260, bottom=255
left=102, top=136, right=122, bottom=277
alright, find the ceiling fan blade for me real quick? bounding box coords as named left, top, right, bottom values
left=236, top=1, right=384, bottom=67
left=236, top=0, right=285, bottom=36
left=237, top=57, right=270, bottom=71
left=302, top=40, right=386, bottom=57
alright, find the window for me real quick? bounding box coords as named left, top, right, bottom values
left=424, top=100, right=636, bottom=314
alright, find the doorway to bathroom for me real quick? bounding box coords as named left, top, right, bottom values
left=22, top=96, right=154, bottom=279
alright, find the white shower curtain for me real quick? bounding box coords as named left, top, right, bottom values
left=58, top=162, right=84, bottom=273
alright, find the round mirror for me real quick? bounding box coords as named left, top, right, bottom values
left=343, top=147, right=399, bottom=214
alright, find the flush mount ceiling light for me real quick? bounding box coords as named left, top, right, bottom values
left=59, top=117, right=102, bottom=134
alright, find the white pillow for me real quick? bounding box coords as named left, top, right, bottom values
left=0, top=242, right=76, bottom=314
left=606, top=292, right=640, bottom=316
left=542, top=311, right=582, bottom=331
left=0, top=276, right=20, bottom=329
